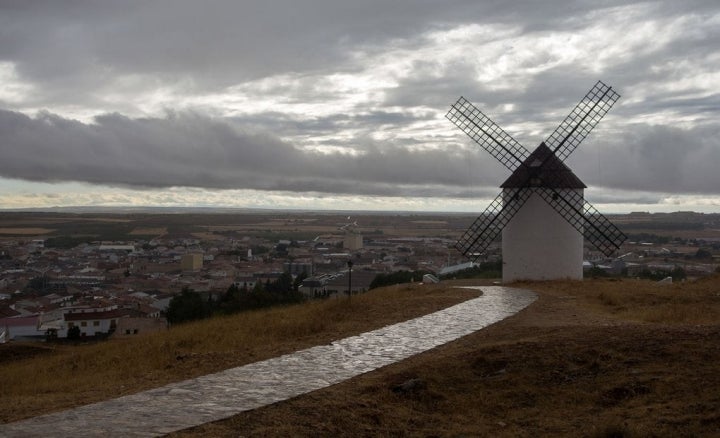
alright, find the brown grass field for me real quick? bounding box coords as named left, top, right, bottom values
left=3, top=276, right=720, bottom=437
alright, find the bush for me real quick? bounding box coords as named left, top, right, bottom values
left=637, top=267, right=686, bottom=282
left=166, top=288, right=208, bottom=324
left=217, top=276, right=306, bottom=315
left=585, top=266, right=610, bottom=278
left=370, top=270, right=432, bottom=289
left=439, top=261, right=502, bottom=280
left=67, top=325, right=81, bottom=340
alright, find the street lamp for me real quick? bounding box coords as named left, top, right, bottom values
left=347, top=259, right=353, bottom=301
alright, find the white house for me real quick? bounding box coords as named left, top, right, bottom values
left=0, top=315, right=45, bottom=341
left=63, top=306, right=125, bottom=337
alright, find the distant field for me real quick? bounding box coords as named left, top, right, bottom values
left=128, top=227, right=167, bottom=236
left=624, top=228, right=720, bottom=239
left=190, top=232, right=226, bottom=241
left=0, top=227, right=55, bottom=235
left=0, top=210, right=717, bottom=244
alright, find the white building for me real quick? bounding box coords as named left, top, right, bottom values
left=500, top=144, right=584, bottom=282
left=343, top=233, right=363, bottom=251
left=63, top=306, right=125, bottom=337
left=0, top=315, right=44, bottom=341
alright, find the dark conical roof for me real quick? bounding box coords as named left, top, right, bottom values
left=500, top=142, right=586, bottom=189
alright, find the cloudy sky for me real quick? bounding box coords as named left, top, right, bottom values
left=1, top=0, right=719, bottom=213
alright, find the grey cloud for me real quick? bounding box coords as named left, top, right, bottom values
left=584, top=189, right=667, bottom=206
left=0, top=109, right=505, bottom=197
left=1, top=0, right=719, bottom=210
left=0, top=1, right=678, bottom=101
left=569, top=124, right=720, bottom=194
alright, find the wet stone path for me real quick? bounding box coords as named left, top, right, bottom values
left=0, top=286, right=536, bottom=437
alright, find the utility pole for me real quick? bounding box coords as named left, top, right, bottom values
left=347, top=259, right=353, bottom=302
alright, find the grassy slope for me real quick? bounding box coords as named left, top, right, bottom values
left=171, top=276, right=720, bottom=437
left=4, top=277, right=720, bottom=436
left=0, top=283, right=480, bottom=423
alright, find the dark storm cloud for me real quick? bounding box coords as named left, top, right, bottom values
left=0, top=109, right=504, bottom=197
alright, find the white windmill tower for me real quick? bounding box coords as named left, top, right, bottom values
left=446, top=81, right=626, bottom=282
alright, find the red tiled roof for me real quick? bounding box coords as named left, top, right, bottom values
left=0, top=315, right=39, bottom=327
left=64, top=309, right=127, bottom=321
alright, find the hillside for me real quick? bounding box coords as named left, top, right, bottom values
left=172, top=276, right=720, bottom=437
left=3, top=276, right=720, bottom=436
left=0, top=283, right=480, bottom=423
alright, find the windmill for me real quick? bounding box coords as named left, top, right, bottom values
left=447, top=81, right=626, bottom=282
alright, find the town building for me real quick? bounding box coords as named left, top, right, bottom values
left=181, top=253, right=203, bottom=271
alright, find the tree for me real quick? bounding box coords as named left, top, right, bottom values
left=219, top=283, right=249, bottom=314
left=670, top=266, right=687, bottom=281
left=370, top=270, right=433, bottom=289
left=438, top=261, right=503, bottom=280
left=45, top=328, right=58, bottom=341
left=67, top=325, right=81, bottom=340
left=166, top=287, right=207, bottom=324
left=223, top=283, right=241, bottom=302
left=293, top=271, right=308, bottom=292
left=274, top=272, right=293, bottom=294
left=584, top=266, right=609, bottom=278
left=695, top=248, right=713, bottom=260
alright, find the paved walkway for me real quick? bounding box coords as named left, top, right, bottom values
left=0, top=286, right=536, bottom=437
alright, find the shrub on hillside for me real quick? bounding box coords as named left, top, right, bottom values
left=166, top=288, right=209, bottom=324
left=369, top=270, right=432, bottom=289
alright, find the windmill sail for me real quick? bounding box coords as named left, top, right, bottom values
left=544, top=80, right=620, bottom=162
left=449, top=81, right=626, bottom=262
left=455, top=188, right=532, bottom=259
left=533, top=188, right=626, bottom=256
left=446, top=97, right=529, bottom=171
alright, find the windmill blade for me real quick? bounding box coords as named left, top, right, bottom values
left=582, top=201, right=627, bottom=256
left=455, top=188, right=532, bottom=259
left=544, top=81, right=620, bottom=162
left=446, top=97, right=530, bottom=172
left=534, top=188, right=626, bottom=256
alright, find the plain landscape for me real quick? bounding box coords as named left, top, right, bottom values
left=3, top=3, right=720, bottom=436
left=1, top=210, right=719, bottom=436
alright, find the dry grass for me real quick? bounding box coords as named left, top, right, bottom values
left=171, top=276, right=720, bottom=437
left=525, top=276, right=720, bottom=324
left=0, top=283, right=479, bottom=423
left=5, top=276, right=720, bottom=436
left=129, top=227, right=167, bottom=235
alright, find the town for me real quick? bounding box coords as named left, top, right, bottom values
left=1, top=210, right=719, bottom=342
